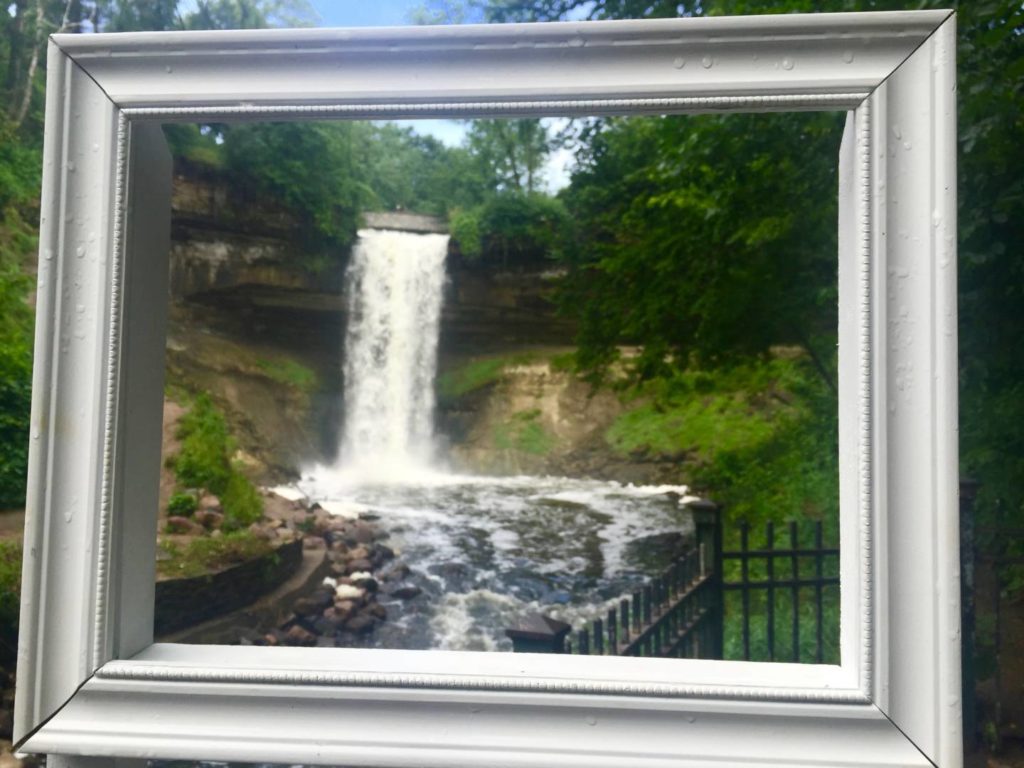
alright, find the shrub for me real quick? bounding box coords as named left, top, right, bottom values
left=221, top=471, right=263, bottom=531
left=172, top=394, right=263, bottom=529
left=167, top=491, right=198, bottom=517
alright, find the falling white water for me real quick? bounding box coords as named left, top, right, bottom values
left=339, top=228, right=449, bottom=479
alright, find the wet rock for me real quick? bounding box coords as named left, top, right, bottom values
left=322, top=606, right=349, bottom=627
left=368, top=603, right=388, bottom=620
left=372, top=544, right=395, bottom=565
left=263, top=632, right=279, bottom=646
left=333, top=600, right=356, bottom=620
left=390, top=585, right=422, bottom=600
left=293, top=592, right=330, bottom=617
left=347, top=545, right=370, bottom=562
left=380, top=563, right=410, bottom=582
left=307, top=588, right=335, bottom=610
left=165, top=516, right=203, bottom=535
left=312, top=616, right=338, bottom=636
left=348, top=520, right=378, bottom=545
left=284, top=624, right=317, bottom=646
left=316, top=636, right=337, bottom=648
left=355, top=577, right=379, bottom=593
left=346, top=558, right=373, bottom=574
left=344, top=613, right=376, bottom=635
left=334, top=584, right=365, bottom=602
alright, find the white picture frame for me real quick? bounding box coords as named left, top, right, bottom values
left=14, top=10, right=960, bottom=767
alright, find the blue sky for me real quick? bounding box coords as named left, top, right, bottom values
left=310, top=0, right=421, bottom=28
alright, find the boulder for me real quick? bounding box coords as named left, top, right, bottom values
left=194, top=509, right=224, bottom=530
left=284, top=624, right=317, bottom=646
left=346, top=558, right=373, bottom=574
left=344, top=613, right=376, bottom=635
left=390, top=585, right=422, bottom=600
left=347, top=545, right=370, bottom=562
left=198, top=493, right=222, bottom=513
left=333, top=599, right=356, bottom=619
left=334, top=584, right=365, bottom=602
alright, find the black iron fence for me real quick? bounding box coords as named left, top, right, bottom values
left=723, top=519, right=839, bottom=664
left=505, top=499, right=840, bottom=663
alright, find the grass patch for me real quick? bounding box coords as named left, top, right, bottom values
left=256, top=358, right=317, bottom=392
left=172, top=393, right=263, bottom=530
left=437, top=353, right=539, bottom=404
left=437, top=357, right=508, bottom=402
left=607, top=355, right=838, bottom=535
left=157, top=530, right=273, bottom=579
left=604, top=356, right=840, bottom=664
left=494, top=409, right=556, bottom=456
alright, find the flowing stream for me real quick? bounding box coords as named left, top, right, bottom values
left=301, top=227, right=693, bottom=651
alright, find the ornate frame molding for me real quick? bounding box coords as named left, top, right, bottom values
left=16, top=11, right=959, bottom=767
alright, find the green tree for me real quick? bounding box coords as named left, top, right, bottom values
left=467, top=118, right=553, bottom=193
left=560, top=111, right=842, bottom=383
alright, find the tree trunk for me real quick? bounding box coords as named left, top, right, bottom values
left=5, top=0, right=28, bottom=103
left=12, top=0, right=45, bottom=128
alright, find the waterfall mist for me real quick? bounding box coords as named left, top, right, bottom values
left=338, top=228, right=449, bottom=479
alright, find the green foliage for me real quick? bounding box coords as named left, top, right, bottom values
left=162, top=124, right=225, bottom=169
left=157, top=530, right=273, bottom=579
left=0, top=539, right=22, bottom=661
left=608, top=356, right=838, bottom=533
left=494, top=409, right=556, bottom=455
left=560, top=110, right=842, bottom=382
left=467, top=118, right=552, bottom=193
left=451, top=191, right=571, bottom=267
left=351, top=122, right=486, bottom=217
left=222, top=122, right=361, bottom=252
left=220, top=471, right=264, bottom=530
left=167, top=491, right=198, bottom=517
left=175, top=394, right=232, bottom=493
left=437, top=353, right=540, bottom=404
left=256, top=357, right=317, bottom=392
left=437, top=356, right=510, bottom=402
left=0, top=119, right=39, bottom=509
left=173, top=394, right=263, bottom=529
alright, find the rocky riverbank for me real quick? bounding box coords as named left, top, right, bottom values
left=238, top=493, right=421, bottom=648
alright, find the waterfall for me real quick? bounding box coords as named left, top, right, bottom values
left=339, top=228, right=449, bottom=478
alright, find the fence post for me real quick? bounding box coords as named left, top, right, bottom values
left=960, top=477, right=979, bottom=752
left=505, top=613, right=572, bottom=654
left=689, top=497, right=723, bottom=659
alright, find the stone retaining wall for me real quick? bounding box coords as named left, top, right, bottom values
left=154, top=538, right=302, bottom=636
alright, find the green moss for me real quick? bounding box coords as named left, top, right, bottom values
left=494, top=409, right=556, bottom=456
left=437, top=357, right=508, bottom=402
left=256, top=358, right=317, bottom=392
left=437, top=353, right=541, bottom=404
left=157, top=530, right=273, bottom=579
